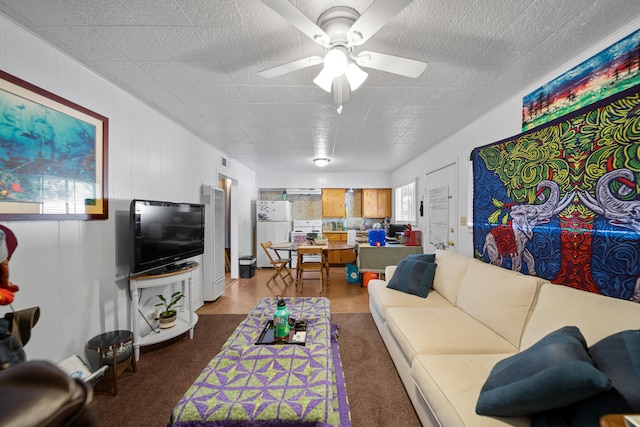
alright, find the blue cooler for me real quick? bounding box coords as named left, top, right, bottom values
left=368, top=229, right=386, bottom=246
left=345, top=263, right=360, bottom=284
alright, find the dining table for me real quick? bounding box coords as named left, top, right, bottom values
left=269, top=241, right=356, bottom=287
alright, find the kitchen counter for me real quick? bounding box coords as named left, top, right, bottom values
left=323, top=230, right=368, bottom=235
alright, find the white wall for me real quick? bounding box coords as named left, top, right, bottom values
left=0, top=15, right=257, bottom=362
left=394, top=18, right=640, bottom=258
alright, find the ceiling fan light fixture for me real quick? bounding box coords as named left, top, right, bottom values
left=313, top=157, right=331, bottom=167
left=324, top=47, right=348, bottom=77
left=345, top=63, right=368, bottom=91
left=313, top=67, right=334, bottom=92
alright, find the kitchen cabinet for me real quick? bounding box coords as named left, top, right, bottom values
left=362, top=188, right=392, bottom=218
left=325, top=232, right=356, bottom=265
left=322, top=188, right=346, bottom=218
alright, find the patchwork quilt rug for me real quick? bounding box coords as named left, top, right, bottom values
left=169, top=297, right=351, bottom=426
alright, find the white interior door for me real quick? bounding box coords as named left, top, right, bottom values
left=424, top=163, right=458, bottom=253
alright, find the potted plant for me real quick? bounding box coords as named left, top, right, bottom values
left=155, top=291, right=185, bottom=329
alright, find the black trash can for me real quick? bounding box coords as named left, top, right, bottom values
left=239, top=255, right=256, bottom=278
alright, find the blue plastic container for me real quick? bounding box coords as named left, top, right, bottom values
left=368, top=229, right=386, bottom=246
left=345, top=263, right=360, bottom=284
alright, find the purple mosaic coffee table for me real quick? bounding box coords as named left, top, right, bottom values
left=169, top=296, right=351, bottom=427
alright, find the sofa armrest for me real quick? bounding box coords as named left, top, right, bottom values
left=385, top=265, right=397, bottom=281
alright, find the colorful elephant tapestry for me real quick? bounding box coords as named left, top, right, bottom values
left=472, top=85, right=640, bottom=303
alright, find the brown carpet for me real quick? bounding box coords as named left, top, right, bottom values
left=93, top=313, right=420, bottom=427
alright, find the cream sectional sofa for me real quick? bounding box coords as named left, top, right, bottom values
left=368, top=249, right=639, bottom=427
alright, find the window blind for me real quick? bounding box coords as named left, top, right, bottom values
left=395, top=180, right=416, bottom=223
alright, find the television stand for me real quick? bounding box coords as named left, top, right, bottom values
left=128, top=262, right=199, bottom=361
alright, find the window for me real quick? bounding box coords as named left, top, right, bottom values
left=395, top=180, right=417, bottom=223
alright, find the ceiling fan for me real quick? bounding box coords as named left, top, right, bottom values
left=258, top=0, right=427, bottom=103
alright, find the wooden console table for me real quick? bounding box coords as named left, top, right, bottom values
left=128, top=263, right=199, bottom=361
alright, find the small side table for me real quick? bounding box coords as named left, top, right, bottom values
left=600, top=414, right=640, bottom=427
left=87, top=330, right=137, bottom=396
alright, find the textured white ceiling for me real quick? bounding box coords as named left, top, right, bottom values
left=0, top=0, right=638, bottom=173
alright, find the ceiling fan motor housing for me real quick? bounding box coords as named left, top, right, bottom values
left=317, top=6, right=361, bottom=48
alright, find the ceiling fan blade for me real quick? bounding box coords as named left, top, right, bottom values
left=347, top=0, right=413, bottom=46
left=259, top=56, right=323, bottom=78
left=355, top=51, right=427, bottom=78
left=260, top=0, right=330, bottom=47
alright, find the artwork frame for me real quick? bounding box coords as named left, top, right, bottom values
left=522, top=28, right=640, bottom=131
left=0, top=70, right=108, bottom=220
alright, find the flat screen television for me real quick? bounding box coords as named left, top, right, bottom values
left=129, top=199, right=205, bottom=275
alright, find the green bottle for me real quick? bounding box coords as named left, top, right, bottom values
left=273, top=296, right=290, bottom=339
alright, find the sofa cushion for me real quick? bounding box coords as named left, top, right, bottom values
left=589, top=329, right=640, bottom=409
left=430, top=250, right=475, bottom=304
left=475, top=326, right=611, bottom=417
left=531, top=329, right=640, bottom=426
left=412, top=353, right=530, bottom=427
left=521, top=283, right=640, bottom=349
left=386, top=259, right=437, bottom=298
left=386, top=307, right=518, bottom=362
left=368, top=280, right=453, bottom=324
left=456, top=260, right=542, bottom=348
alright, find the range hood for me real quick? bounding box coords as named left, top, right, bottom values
left=286, top=188, right=321, bottom=195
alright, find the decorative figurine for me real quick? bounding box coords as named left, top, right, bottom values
left=0, top=226, right=19, bottom=306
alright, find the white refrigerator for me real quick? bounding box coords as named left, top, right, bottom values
left=256, top=201, right=292, bottom=268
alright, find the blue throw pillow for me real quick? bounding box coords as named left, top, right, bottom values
left=406, top=253, right=436, bottom=263
left=476, top=326, right=611, bottom=417
left=386, top=259, right=436, bottom=298
left=531, top=329, right=640, bottom=427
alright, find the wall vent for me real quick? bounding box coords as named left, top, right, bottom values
left=221, top=157, right=227, bottom=167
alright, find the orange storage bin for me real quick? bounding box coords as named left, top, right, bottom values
left=362, top=272, right=379, bottom=287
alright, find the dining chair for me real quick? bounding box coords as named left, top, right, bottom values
left=296, top=245, right=325, bottom=293
left=260, top=241, right=293, bottom=286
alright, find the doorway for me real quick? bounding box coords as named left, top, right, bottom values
left=218, top=175, right=240, bottom=279
left=424, top=162, right=458, bottom=253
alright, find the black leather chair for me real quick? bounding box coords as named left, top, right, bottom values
left=0, top=360, right=100, bottom=426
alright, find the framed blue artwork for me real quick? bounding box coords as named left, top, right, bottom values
left=0, top=70, right=108, bottom=220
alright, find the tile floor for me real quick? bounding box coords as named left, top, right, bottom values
left=197, top=266, right=371, bottom=314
